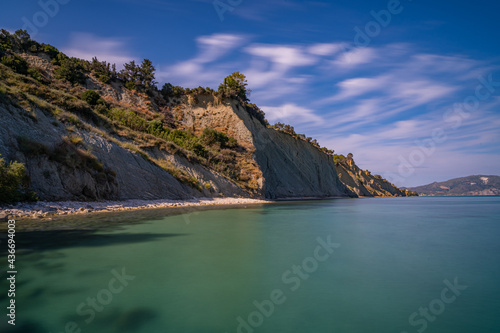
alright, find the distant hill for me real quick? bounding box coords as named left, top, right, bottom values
left=408, top=175, right=500, bottom=196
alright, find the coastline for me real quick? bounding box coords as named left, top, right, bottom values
left=0, top=197, right=270, bottom=220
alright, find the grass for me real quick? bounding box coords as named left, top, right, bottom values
left=0, top=51, right=257, bottom=193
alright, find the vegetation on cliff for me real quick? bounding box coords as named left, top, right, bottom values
left=0, top=29, right=412, bottom=202
left=0, top=156, right=38, bottom=204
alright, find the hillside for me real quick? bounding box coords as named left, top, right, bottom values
left=0, top=29, right=413, bottom=203
left=408, top=175, right=500, bottom=196
left=335, top=154, right=418, bottom=197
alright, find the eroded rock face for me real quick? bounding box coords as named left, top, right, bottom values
left=0, top=103, right=197, bottom=201
left=335, top=157, right=409, bottom=197
left=1, top=58, right=407, bottom=202
left=181, top=100, right=353, bottom=198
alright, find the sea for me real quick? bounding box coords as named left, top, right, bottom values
left=1, top=196, right=499, bottom=333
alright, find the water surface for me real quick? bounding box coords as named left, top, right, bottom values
left=1, top=196, right=499, bottom=333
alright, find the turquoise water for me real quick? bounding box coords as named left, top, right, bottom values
left=1, top=196, right=500, bottom=333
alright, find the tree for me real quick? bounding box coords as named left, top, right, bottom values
left=54, top=57, right=86, bottom=84
left=0, top=157, right=37, bottom=203
left=140, top=59, right=156, bottom=90
left=0, top=53, right=29, bottom=74
left=120, top=60, right=140, bottom=89
left=90, top=57, right=115, bottom=83
left=120, top=59, right=156, bottom=91
left=218, top=71, right=250, bottom=101
left=81, top=90, right=101, bottom=106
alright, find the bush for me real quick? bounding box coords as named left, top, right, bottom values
left=201, top=128, right=237, bottom=149
left=218, top=72, right=250, bottom=101
left=0, top=156, right=37, bottom=204
left=161, top=83, right=185, bottom=100
left=27, top=67, right=46, bottom=83
left=81, top=90, right=101, bottom=106
left=246, top=103, right=267, bottom=125
left=0, top=54, right=29, bottom=74
left=54, top=57, right=86, bottom=84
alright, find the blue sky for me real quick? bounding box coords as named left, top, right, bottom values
left=2, top=0, right=500, bottom=186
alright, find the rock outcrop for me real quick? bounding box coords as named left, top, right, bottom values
left=335, top=156, right=415, bottom=197
left=0, top=44, right=409, bottom=202
left=180, top=99, right=352, bottom=198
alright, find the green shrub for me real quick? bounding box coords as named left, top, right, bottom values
left=201, top=128, right=236, bottom=148
left=0, top=156, right=38, bottom=204
left=27, top=67, right=46, bottom=83
left=54, top=57, right=86, bottom=84
left=218, top=72, right=250, bottom=101
left=0, top=54, right=29, bottom=74
left=81, top=90, right=101, bottom=106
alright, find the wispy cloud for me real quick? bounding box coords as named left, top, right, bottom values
left=156, top=33, right=247, bottom=87
left=61, top=33, right=135, bottom=69
left=261, top=103, right=323, bottom=126
left=152, top=33, right=499, bottom=186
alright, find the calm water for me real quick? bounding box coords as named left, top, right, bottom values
left=1, top=196, right=500, bottom=333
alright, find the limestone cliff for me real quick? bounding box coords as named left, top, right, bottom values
left=335, top=155, right=416, bottom=197
left=0, top=34, right=409, bottom=202
left=180, top=99, right=352, bottom=198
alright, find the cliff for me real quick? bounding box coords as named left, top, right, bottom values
left=335, top=155, right=417, bottom=197
left=0, top=30, right=410, bottom=203
left=408, top=175, right=500, bottom=196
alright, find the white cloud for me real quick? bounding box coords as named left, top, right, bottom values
left=308, top=43, right=347, bottom=56
left=157, top=33, right=247, bottom=87
left=329, top=75, right=392, bottom=101
left=194, top=34, right=246, bottom=64
left=244, top=44, right=317, bottom=69
left=61, top=33, right=135, bottom=69
left=151, top=34, right=499, bottom=186
left=261, top=103, right=323, bottom=125
left=333, top=47, right=378, bottom=67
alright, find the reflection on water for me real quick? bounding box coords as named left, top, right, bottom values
left=0, top=197, right=499, bottom=333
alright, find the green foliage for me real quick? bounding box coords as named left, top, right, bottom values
left=27, top=67, right=46, bottom=83
left=119, top=59, right=156, bottom=91
left=218, top=71, right=250, bottom=101
left=201, top=128, right=237, bottom=149
left=81, top=90, right=101, bottom=106
left=333, top=154, right=346, bottom=163
left=89, top=57, right=116, bottom=83
left=201, top=128, right=227, bottom=146
left=0, top=29, right=59, bottom=60
left=140, top=59, right=156, bottom=90
left=271, top=122, right=296, bottom=136
left=245, top=103, right=268, bottom=126
left=107, top=108, right=150, bottom=132
left=0, top=156, right=38, bottom=204
left=161, top=83, right=186, bottom=100
left=54, top=57, right=86, bottom=85
left=0, top=29, right=13, bottom=54
left=0, top=53, right=29, bottom=74
left=40, top=43, right=60, bottom=59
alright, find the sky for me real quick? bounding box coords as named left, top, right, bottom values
left=2, top=0, right=500, bottom=187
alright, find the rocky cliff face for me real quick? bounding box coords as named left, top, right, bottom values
left=335, top=156, right=415, bottom=197
left=180, top=99, right=352, bottom=198
left=0, top=47, right=408, bottom=202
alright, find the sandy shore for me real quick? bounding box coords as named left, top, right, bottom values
left=0, top=197, right=270, bottom=220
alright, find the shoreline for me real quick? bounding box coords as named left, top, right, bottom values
left=0, top=197, right=271, bottom=220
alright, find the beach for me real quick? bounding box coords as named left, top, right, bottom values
left=0, top=197, right=270, bottom=220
